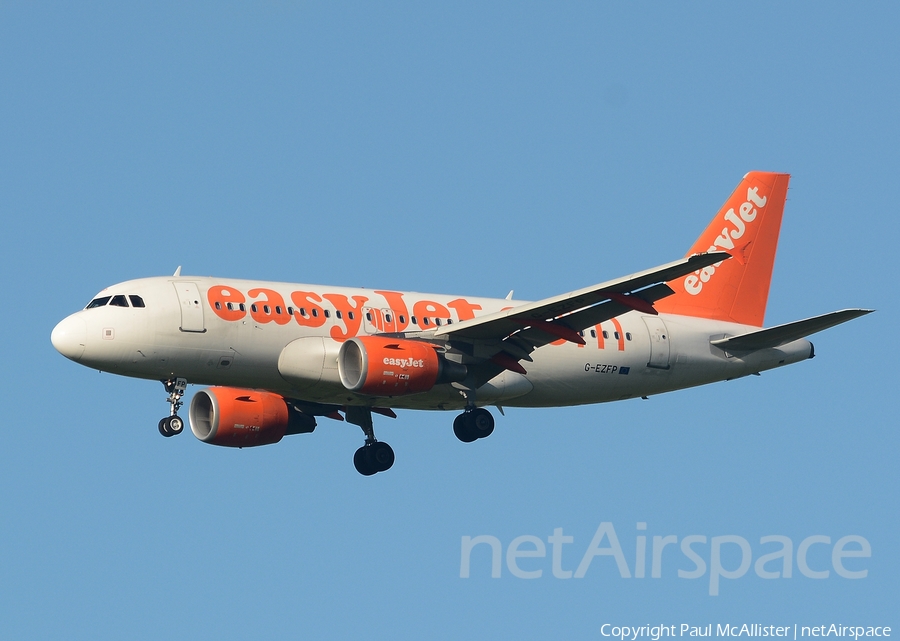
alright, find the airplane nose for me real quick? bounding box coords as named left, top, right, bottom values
left=51, top=315, right=87, bottom=362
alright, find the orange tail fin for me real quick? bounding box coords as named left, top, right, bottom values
left=655, top=171, right=790, bottom=327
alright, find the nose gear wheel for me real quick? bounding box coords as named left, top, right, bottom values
left=158, top=415, right=184, bottom=437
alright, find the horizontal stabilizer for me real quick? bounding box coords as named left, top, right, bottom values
left=710, top=309, right=873, bottom=353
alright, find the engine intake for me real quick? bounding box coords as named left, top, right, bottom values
left=189, top=387, right=315, bottom=447
left=338, top=336, right=466, bottom=396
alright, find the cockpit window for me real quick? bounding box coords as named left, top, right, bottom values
left=86, top=294, right=146, bottom=309
left=86, top=296, right=111, bottom=309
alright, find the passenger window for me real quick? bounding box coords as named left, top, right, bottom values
left=411, top=316, right=418, bottom=325
left=215, top=302, right=222, bottom=310
left=366, top=312, right=372, bottom=322
left=385, top=314, right=392, bottom=323
left=263, top=305, right=270, bottom=314
left=251, top=304, right=258, bottom=313
left=602, top=331, right=609, bottom=339
left=446, top=319, right=452, bottom=325
left=578, top=330, right=584, bottom=337
left=435, top=318, right=442, bottom=326
left=399, top=315, right=406, bottom=324
left=348, top=311, right=354, bottom=320
left=239, top=304, right=246, bottom=312
left=287, top=307, right=294, bottom=316
left=590, top=330, right=596, bottom=338
left=312, top=309, right=318, bottom=318
left=324, top=310, right=331, bottom=319
left=626, top=332, right=632, bottom=341
left=110, top=295, right=129, bottom=307
left=275, top=306, right=282, bottom=315
left=301, top=308, right=308, bottom=317
left=87, top=296, right=111, bottom=309
left=422, top=317, right=430, bottom=326
left=129, top=295, right=145, bottom=308
left=336, top=311, right=343, bottom=319
left=227, top=302, right=234, bottom=311
left=614, top=332, right=620, bottom=340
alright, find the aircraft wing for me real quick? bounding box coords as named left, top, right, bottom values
left=710, top=309, right=874, bottom=353
left=421, top=253, right=728, bottom=381
left=434, top=253, right=727, bottom=341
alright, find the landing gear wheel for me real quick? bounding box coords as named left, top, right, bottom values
left=453, top=414, right=478, bottom=443
left=158, top=416, right=183, bottom=437
left=346, top=407, right=396, bottom=476
left=471, top=408, right=494, bottom=438
left=354, top=446, right=377, bottom=476
left=353, top=442, right=395, bottom=475
left=167, top=416, right=184, bottom=435
left=371, top=441, right=395, bottom=472
left=453, top=408, right=494, bottom=442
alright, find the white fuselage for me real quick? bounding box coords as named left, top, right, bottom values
left=51, top=275, right=813, bottom=411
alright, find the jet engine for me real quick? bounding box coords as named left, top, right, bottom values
left=189, top=387, right=315, bottom=447
left=338, top=336, right=466, bottom=396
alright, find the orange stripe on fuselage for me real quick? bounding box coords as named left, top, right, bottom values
left=610, top=318, right=625, bottom=351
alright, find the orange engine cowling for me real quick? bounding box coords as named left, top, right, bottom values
left=189, top=387, right=315, bottom=448
left=338, top=336, right=466, bottom=396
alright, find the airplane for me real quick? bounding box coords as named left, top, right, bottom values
left=51, top=172, right=871, bottom=476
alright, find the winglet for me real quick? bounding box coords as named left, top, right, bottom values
left=173, top=266, right=182, bottom=277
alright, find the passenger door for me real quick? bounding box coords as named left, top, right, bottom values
left=642, top=316, right=670, bottom=369
left=173, top=282, right=206, bottom=333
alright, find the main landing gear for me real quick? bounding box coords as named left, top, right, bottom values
left=158, top=377, right=187, bottom=437
left=453, top=407, right=495, bottom=443
left=451, top=387, right=495, bottom=443
left=346, top=406, right=394, bottom=476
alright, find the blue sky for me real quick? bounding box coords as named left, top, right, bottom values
left=1, top=3, right=897, bottom=639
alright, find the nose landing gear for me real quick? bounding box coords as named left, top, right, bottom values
left=158, top=377, right=187, bottom=437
